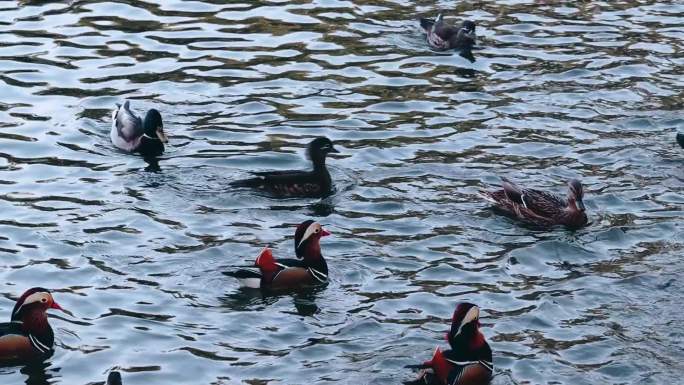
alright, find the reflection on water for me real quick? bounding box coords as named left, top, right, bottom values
left=1, top=0, right=683, bottom=384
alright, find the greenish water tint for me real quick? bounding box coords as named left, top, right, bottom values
left=0, top=1, right=683, bottom=384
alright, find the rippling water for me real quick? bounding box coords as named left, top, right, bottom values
left=0, top=1, right=683, bottom=384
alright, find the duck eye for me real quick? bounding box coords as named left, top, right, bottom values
left=314, top=228, right=320, bottom=233
left=41, top=298, right=47, bottom=303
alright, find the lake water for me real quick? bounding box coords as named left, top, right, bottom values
left=0, top=1, right=683, bottom=384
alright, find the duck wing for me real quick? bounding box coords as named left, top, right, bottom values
left=229, top=169, right=303, bottom=188
left=231, top=170, right=329, bottom=197
left=423, top=14, right=457, bottom=50
left=114, top=101, right=143, bottom=141
left=0, top=321, right=24, bottom=337
left=0, top=322, right=34, bottom=360
left=519, top=188, right=566, bottom=218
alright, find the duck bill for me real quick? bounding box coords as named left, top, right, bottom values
left=321, top=228, right=331, bottom=237
left=329, top=146, right=339, bottom=153
left=156, top=127, right=169, bottom=143
left=576, top=200, right=586, bottom=212
left=50, top=301, right=73, bottom=316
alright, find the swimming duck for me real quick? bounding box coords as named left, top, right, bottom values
left=677, top=132, right=684, bottom=148
left=107, top=371, right=123, bottom=385
left=224, top=220, right=330, bottom=290
left=111, top=101, right=168, bottom=158
left=406, top=303, right=493, bottom=385
left=420, top=14, right=476, bottom=51
left=229, top=137, right=339, bottom=198
left=0, top=287, right=65, bottom=363
left=481, top=177, right=588, bottom=230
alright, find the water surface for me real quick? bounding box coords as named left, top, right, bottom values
left=0, top=1, right=683, bottom=384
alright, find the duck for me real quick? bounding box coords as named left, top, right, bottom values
left=0, top=287, right=65, bottom=363
left=107, top=371, right=123, bottom=385
left=406, top=303, right=493, bottom=385
left=111, top=101, right=168, bottom=158
left=420, top=14, right=476, bottom=51
left=224, top=220, right=330, bottom=290
left=677, top=132, right=684, bottom=148
left=480, top=177, right=588, bottom=230
left=229, top=137, right=339, bottom=198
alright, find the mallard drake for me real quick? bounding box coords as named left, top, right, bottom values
left=481, top=177, right=588, bottom=230
left=111, top=101, right=168, bottom=158
left=224, top=220, right=330, bottom=290
left=677, top=132, right=684, bottom=148
left=230, top=137, right=339, bottom=198
left=406, top=303, right=493, bottom=385
left=0, top=287, right=65, bottom=363
left=420, top=14, right=476, bottom=51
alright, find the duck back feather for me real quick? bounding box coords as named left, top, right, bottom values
left=111, top=101, right=143, bottom=152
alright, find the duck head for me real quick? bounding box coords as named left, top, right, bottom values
left=11, top=287, right=64, bottom=324
left=307, top=137, right=339, bottom=166
left=456, top=20, right=477, bottom=45
left=294, top=220, right=330, bottom=260
left=446, top=302, right=485, bottom=350
left=143, top=109, right=168, bottom=143
left=566, top=179, right=585, bottom=212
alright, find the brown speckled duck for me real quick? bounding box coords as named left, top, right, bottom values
left=481, top=177, right=588, bottom=230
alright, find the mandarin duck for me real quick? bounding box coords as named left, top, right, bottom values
left=406, top=303, right=493, bottom=385
left=224, top=220, right=330, bottom=290
left=0, top=287, right=65, bottom=363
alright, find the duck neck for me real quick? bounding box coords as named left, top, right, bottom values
left=450, top=329, right=485, bottom=353
left=300, top=241, right=327, bottom=271
left=20, top=309, right=52, bottom=337
left=311, top=154, right=327, bottom=173
left=562, top=207, right=586, bottom=228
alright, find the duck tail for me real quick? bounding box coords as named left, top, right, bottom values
left=229, top=176, right=265, bottom=189
left=223, top=269, right=262, bottom=288
left=478, top=189, right=497, bottom=204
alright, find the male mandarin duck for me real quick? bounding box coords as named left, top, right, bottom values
left=229, top=137, right=339, bottom=198
left=420, top=14, right=476, bottom=51
left=107, top=371, right=123, bottom=385
left=0, top=287, right=65, bottom=363
left=111, top=101, right=168, bottom=158
left=406, top=303, right=493, bottom=385
left=224, top=220, right=330, bottom=290
left=481, top=177, right=588, bottom=230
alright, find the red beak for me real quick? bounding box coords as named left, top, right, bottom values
left=321, top=228, right=331, bottom=237
left=50, top=301, right=63, bottom=311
